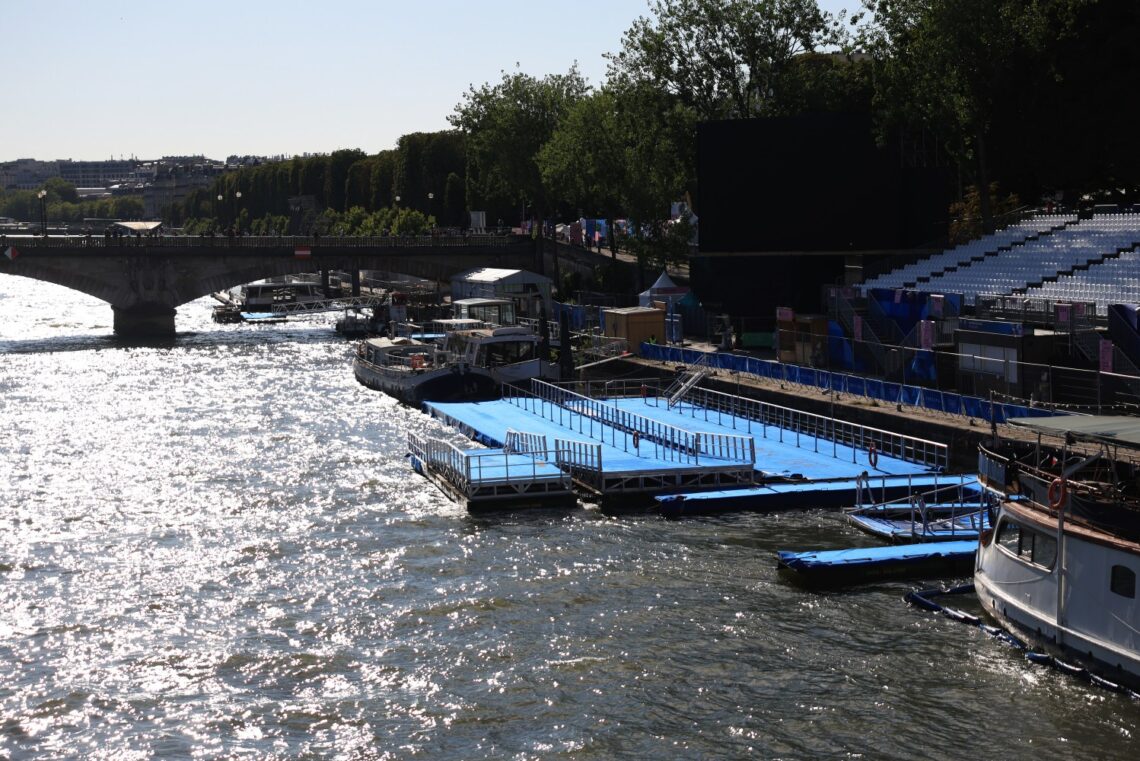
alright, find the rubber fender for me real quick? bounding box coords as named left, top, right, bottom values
left=996, top=631, right=1027, bottom=650
left=1026, top=652, right=1054, bottom=666
left=904, top=590, right=942, bottom=612
left=942, top=607, right=981, bottom=626
left=1090, top=674, right=1123, bottom=693
left=1053, top=659, right=1088, bottom=679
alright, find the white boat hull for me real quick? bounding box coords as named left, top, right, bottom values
left=975, top=501, right=1140, bottom=688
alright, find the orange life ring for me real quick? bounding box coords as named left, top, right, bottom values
left=1048, top=477, right=1067, bottom=509
left=410, top=354, right=424, bottom=369
left=868, top=443, right=878, bottom=468
left=632, top=431, right=641, bottom=449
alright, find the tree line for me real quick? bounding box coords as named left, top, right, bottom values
left=12, top=0, right=1125, bottom=262
left=0, top=178, right=144, bottom=228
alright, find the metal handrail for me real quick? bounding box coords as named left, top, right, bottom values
left=408, top=431, right=572, bottom=496
left=673, top=383, right=948, bottom=471
left=503, top=380, right=755, bottom=466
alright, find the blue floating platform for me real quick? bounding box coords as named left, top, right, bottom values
left=847, top=507, right=990, bottom=543
left=654, top=474, right=958, bottom=516
left=777, top=540, right=978, bottom=587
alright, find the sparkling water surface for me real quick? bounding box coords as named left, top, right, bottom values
left=1, top=277, right=1137, bottom=759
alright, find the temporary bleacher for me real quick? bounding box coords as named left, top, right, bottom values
left=1022, top=216, right=1140, bottom=315
left=862, top=214, right=1073, bottom=292
left=863, top=213, right=1140, bottom=313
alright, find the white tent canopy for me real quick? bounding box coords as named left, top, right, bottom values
left=639, top=270, right=689, bottom=308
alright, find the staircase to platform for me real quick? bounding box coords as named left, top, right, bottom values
left=665, top=352, right=711, bottom=407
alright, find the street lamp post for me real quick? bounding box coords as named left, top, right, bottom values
left=37, top=190, right=47, bottom=236
left=217, top=191, right=242, bottom=233
left=427, top=192, right=434, bottom=229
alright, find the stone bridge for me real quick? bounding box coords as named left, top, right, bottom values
left=0, top=234, right=553, bottom=335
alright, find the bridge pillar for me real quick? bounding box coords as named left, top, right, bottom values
left=351, top=268, right=361, bottom=297
left=113, top=305, right=177, bottom=337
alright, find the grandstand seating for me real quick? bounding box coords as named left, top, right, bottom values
left=861, top=213, right=1140, bottom=315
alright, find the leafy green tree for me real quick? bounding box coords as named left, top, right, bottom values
left=541, top=81, right=694, bottom=273
left=450, top=66, right=589, bottom=230
left=43, top=177, right=80, bottom=204
left=606, top=0, right=844, bottom=121
left=859, top=0, right=1090, bottom=230
left=538, top=89, right=626, bottom=250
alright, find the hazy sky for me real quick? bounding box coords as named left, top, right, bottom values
left=2, top=0, right=858, bottom=163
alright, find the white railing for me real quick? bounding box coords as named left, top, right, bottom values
left=672, top=383, right=948, bottom=471
left=504, top=429, right=547, bottom=455
left=408, top=432, right=571, bottom=494
left=553, top=438, right=604, bottom=491
left=849, top=476, right=984, bottom=539
left=503, top=380, right=755, bottom=466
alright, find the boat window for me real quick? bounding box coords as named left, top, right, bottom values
left=995, top=519, right=1056, bottom=569
left=1111, top=565, right=1136, bottom=599
left=997, top=520, right=1020, bottom=553
left=1032, top=533, right=1057, bottom=568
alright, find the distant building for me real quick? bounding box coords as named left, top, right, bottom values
left=57, top=160, right=136, bottom=188
left=0, top=159, right=60, bottom=190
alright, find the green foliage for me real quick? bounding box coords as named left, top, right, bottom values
left=450, top=66, right=589, bottom=224
left=43, top=177, right=79, bottom=204
left=948, top=184, right=1021, bottom=245
left=617, top=216, right=694, bottom=275
left=856, top=0, right=1126, bottom=223
left=605, top=0, right=845, bottom=121
left=168, top=136, right=461, bottom=229
left=0, top=188, right=144, bottom=226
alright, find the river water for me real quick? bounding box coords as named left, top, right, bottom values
left=1, top=276, right=1136, bottom=759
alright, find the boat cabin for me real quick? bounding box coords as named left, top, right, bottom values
left=452, top=298, right=517, bottom=327
left=240, top=279, right=325, bottom=309
left=444, top=326, right=540, bottom=368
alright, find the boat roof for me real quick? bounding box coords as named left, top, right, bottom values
left=1007, top=415, right=1140, bottom=448
left=364, top=336, right=419, bottom=349
left=453, top=297, right=513, bottom=306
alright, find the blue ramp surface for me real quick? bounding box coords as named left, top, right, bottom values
left=607, top=398, right=932, bottom=479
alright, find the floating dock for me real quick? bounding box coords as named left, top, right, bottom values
left=776, top=540, right=978, bottom=587
left=407, top=430, right=581, bottom=512
left=844, top=478, right=988, bottom=542
left=846, top=506, right=990, bottom=543
left=413, top=379, right=960, bottom=512
left=653, top=474, right=966, bottom=516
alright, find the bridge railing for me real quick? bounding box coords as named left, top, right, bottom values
left=0, top=233, right=525, bottom=250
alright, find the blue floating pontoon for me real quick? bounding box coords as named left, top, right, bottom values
left=777, top=540, right=978, bottom=587
left=846, top=506, right=990, bottom=543
left=654, top=474, right=961, bottom=516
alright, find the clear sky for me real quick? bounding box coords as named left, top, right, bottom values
left=1, top=0, right=858, bottom=163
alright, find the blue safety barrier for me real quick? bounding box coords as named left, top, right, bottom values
left=641, top=344, right=1066, bottom=423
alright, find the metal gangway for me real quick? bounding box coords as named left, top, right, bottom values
left=270, top=294, right=387, bottom=316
